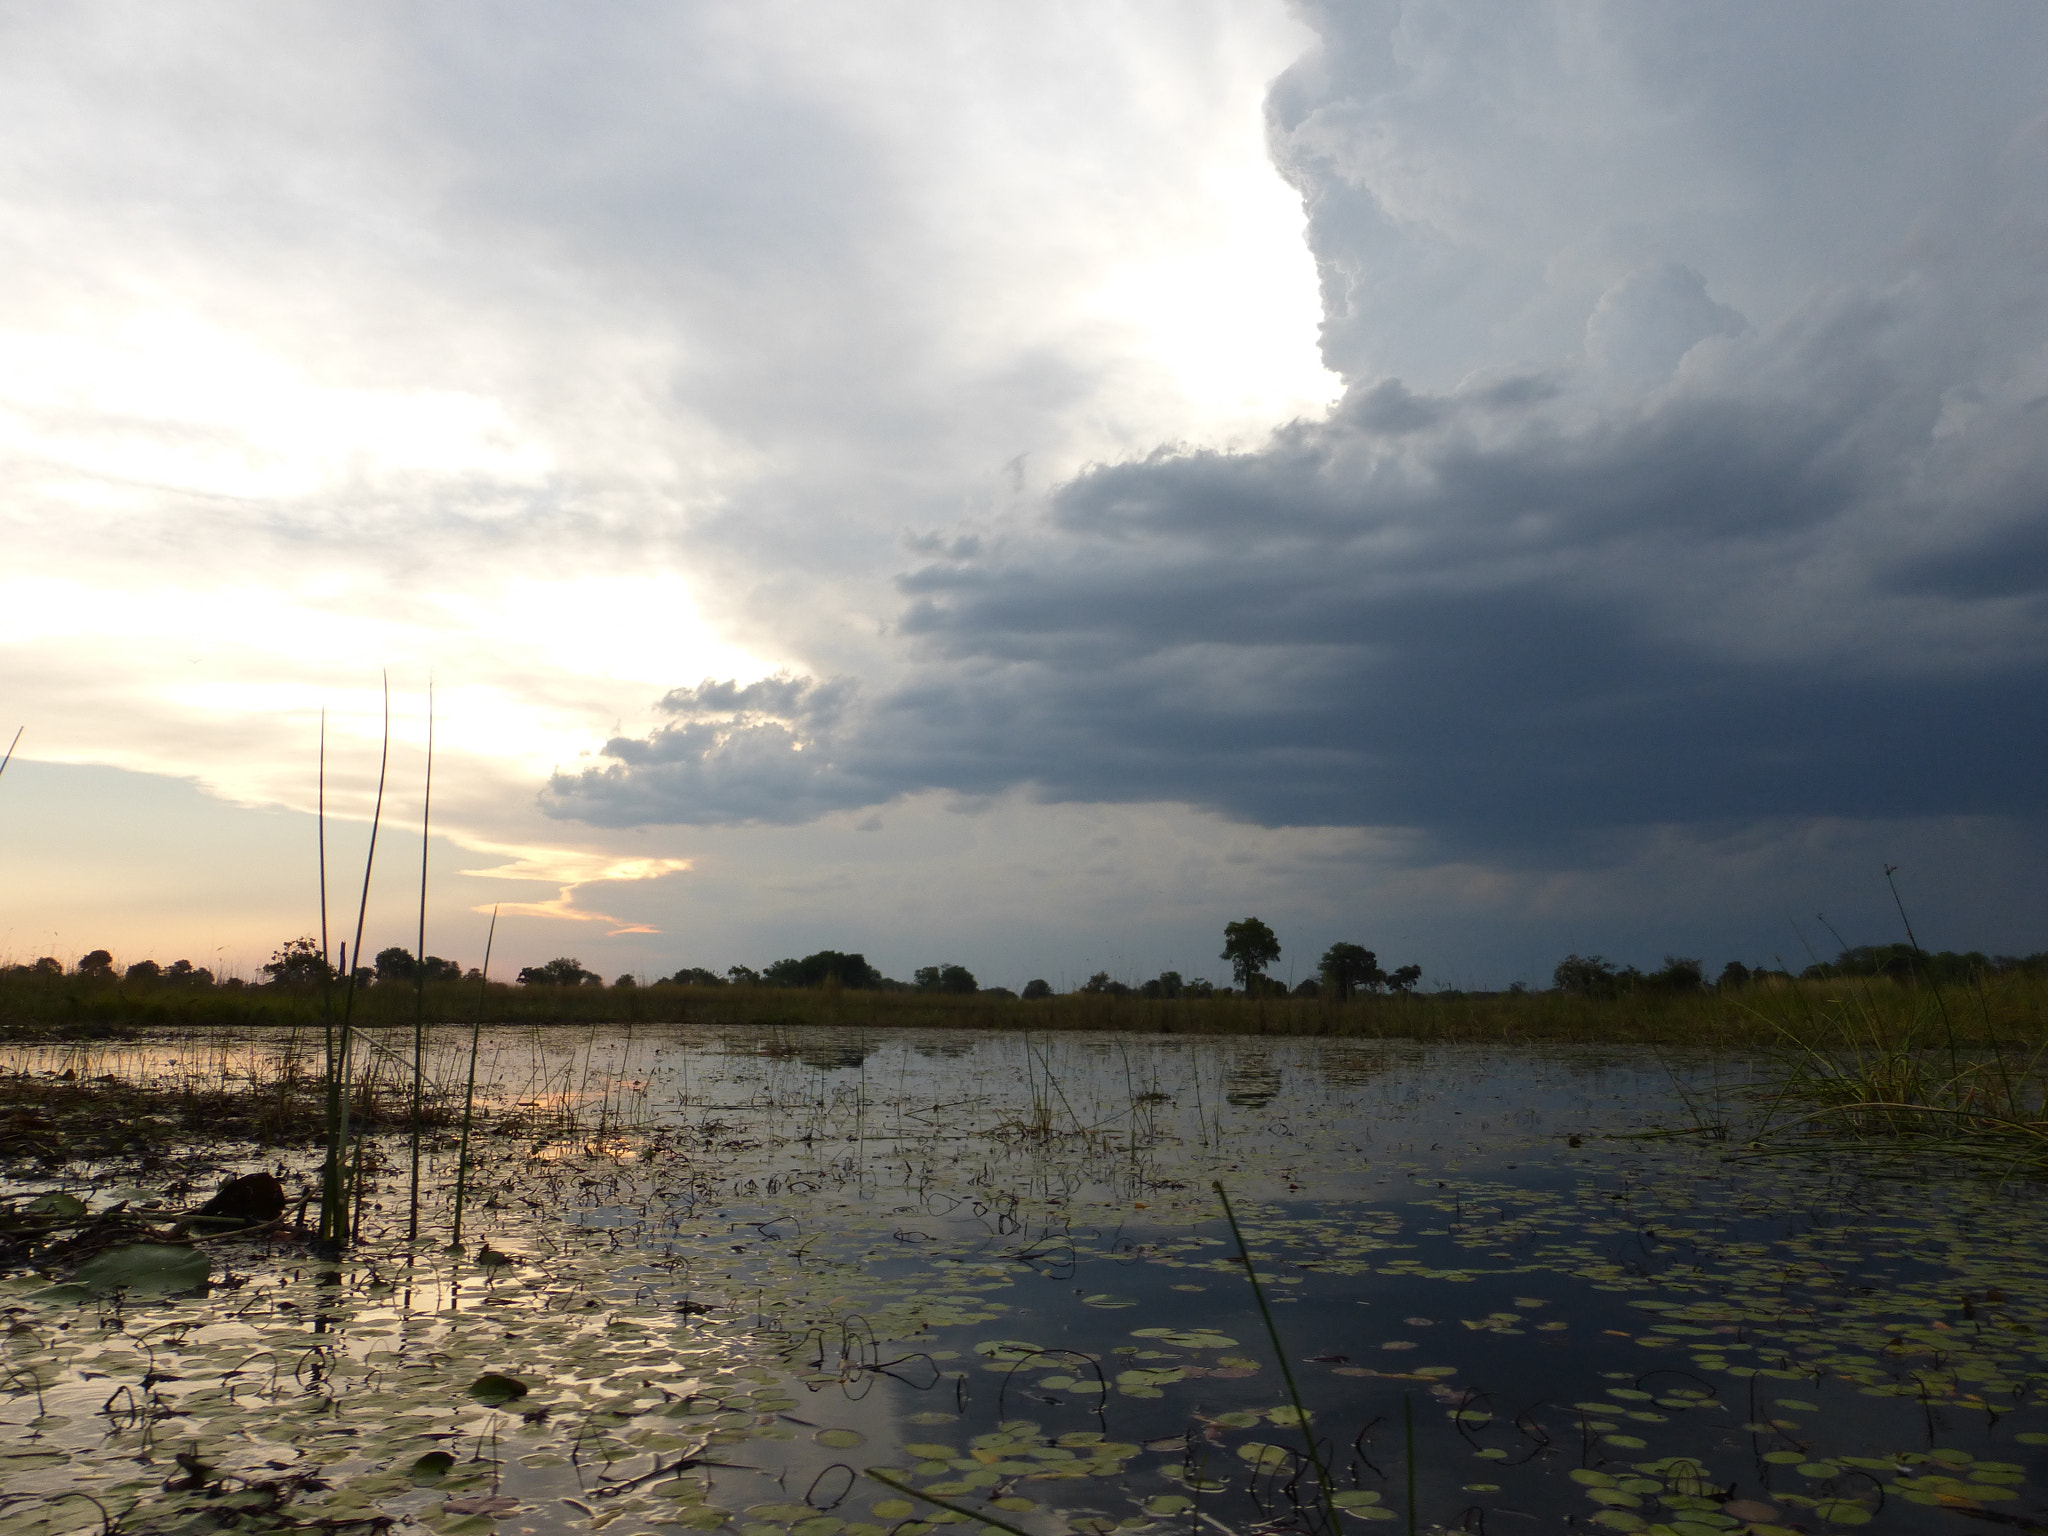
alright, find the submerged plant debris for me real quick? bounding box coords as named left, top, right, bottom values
left=2, top=1028, right=2045, bottom=1536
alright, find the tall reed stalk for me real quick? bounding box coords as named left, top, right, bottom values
left=317, top=710, right=330, bottom=971
left=1214, top=1180, right=1339, bottom=1532
left=1403, top=1395, right=1417, bottom=1536
left=319, top=677, right=390, bottom=1253
left=450, top=905, right=498, bottom=1252
left=0, top=725, right=22, bottom=783
left=316, top=708, right=336, bottom=1243
left=407, top=685, right=434, bottom=1242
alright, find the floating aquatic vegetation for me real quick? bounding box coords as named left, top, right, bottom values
left=0, top=1029, right=2043, bottom=1536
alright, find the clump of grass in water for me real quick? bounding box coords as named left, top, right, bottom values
left=1750, top=984, right=2048, bottom=1162
left=1747, top=874, right=2048, bottom=1166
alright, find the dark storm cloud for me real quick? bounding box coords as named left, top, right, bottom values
left=546, top=674, right=883, bottom=827
left=549, top=280, right=2048, bottom=841
left=546, top=361, right=2034, bottom=844
left=547, top=1, right=2048, bottom=846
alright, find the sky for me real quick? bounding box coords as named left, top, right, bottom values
left=3, top=1, right=2046, bottom=991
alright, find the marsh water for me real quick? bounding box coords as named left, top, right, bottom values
left=3, top=1027, right=2044, bottom=1536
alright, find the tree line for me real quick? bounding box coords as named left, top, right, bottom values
left=1548, top=944, right=2048, bottom=997
left=17, top=928, right=2042, bottom=999
left=3, top=921, right=1429, bottom=998
left=630, top=918, right=1426, bottom=1000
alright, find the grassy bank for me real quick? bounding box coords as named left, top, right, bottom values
left=2, top=965, right=2043, bottom=1047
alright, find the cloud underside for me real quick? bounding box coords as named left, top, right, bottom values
left=546, top=317, right=2048, bottom=846
left=548, top=3, right=2048, bottom=850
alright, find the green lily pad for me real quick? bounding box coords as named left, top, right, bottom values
left=23, top=1283, right=93, bottom=1305
left=972, top=1340, right=1045, bottom=1362
left=467, top=1373, right=530, bottom=1406
left=411, top=1451, right=457, bottom=1485
left=26, top=1192, right=87, bottom=1218
left=73, top=1243, right=209, bottom=1295
left=1134, top=1329, right=1239, bottom=1349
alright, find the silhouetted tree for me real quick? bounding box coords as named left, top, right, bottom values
left=1021, top=978, right=1052, bottom=999
left=1318, top=942, right=1384, bottom=1001
left=516, top=956, right=600, bottom=986
left=1292, top=977, right=1320, bottom=998
left=1646, top=956, right=1704, bottom=992
left=1385, top=964, right=1422, bottom=993
left=263, top=937, right=334, bottom=989
left=1140, top=970, right=1184, bottom=999
left=726, top=965, right=761, bottom=986
left=613, top=973, right=637, bottom=988
left=125, top=960, right=162, bottom=983
left=164, top=959, right=213, bottom=986
left=1221, top=917, right=1281, bottom=990
left=761, top=951, right=880, bottom=989
left=1805, top=944, right=1994, bottom=985
left=1552, top=953, right=1620, bottom=995
left=669, top=967, right=727, bottom=986
left=1080, top=971, right=1129, bottom=996
left=914, top=963, right=978, bottom=994
left=376, top=947, right=462, bottom=983
left=77, top=949, right=115, bottom=978
left=32, top=957, right=61, bottom=976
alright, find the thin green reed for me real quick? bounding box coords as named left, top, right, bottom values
left=1403, top=1394, right=1418, bottom=1536
left=1885, top=862, right=1961, bottom=1078
left=1213, top=1179, right=1340, bottom=1533
left=450, top=904, right=498, bottom=1252
left=408, top=684, right=435, bottom=1242
left=320, top=676, right=390, bottom=1253
left=318, top=710, right=330, bottom=972
left=317, top=709, right=336, bottom=1200
left=862, top=1471, right=1033, bottom=1536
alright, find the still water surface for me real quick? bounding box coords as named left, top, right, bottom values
left=1, top=1027, right=2041, bottom=1536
